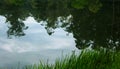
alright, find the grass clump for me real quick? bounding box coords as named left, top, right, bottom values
left=25, top=49, right=120, bottom=69
left=1, top=49, right=120, bottom=69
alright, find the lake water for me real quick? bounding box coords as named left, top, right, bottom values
left=0, top=1, right=119, bottom=68
left=0, top=16, right=79, bottom=68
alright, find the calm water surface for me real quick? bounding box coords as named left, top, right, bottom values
left=0, top=16, right=79, bottom=68
left=0, top=1, right=119, bottom=68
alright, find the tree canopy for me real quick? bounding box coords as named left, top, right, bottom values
left=0, top=0, right=120, bottom=51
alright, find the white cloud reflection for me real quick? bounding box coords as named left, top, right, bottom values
left=0, top=39, right=35, bottom=53
left=0, top=16, right=79, bottom=68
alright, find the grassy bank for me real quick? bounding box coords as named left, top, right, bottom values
left=24, top=49, right=120, bottom=69
left=1, top=49, right=120, bottom=69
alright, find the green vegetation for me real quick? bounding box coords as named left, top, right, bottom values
left=17, top=49, right=120, bottom=69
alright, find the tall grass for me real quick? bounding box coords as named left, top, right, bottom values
left=25, top=49, right=120, bottom=69
left=1, top=49, right=120, bottom=69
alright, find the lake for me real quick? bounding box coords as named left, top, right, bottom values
left=0, top=16, right=80, bottom=68
left=0, top=0, right=119, bottom=68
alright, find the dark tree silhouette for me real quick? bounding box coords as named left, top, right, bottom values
left=0, top=0, right=120, bottom=50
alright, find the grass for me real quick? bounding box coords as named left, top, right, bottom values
left=24, top=49, right=120, bottom=69
left=2, top=49, right=120, bottom=69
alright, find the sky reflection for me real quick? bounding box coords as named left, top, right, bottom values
left=0, top=16, right=79, bottom=68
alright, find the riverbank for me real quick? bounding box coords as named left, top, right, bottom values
left=25, top=49, right=120, bottom=69
left=1, top=49, right=120, bottom=69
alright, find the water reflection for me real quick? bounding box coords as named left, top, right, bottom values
left=0, top=0, right=119, bottom=50
left=0, top=16, right=79, bottom=68
left=0, top=0, right=120, bottom=68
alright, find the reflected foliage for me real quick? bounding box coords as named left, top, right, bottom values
left=0, top=0, right=120, bottom=50
left=71, top=2, right=120, bottom=50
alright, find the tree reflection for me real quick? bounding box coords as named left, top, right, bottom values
left=71, top=1, right=120, bottom=50
left=0, top=0, right=120, bottom=51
